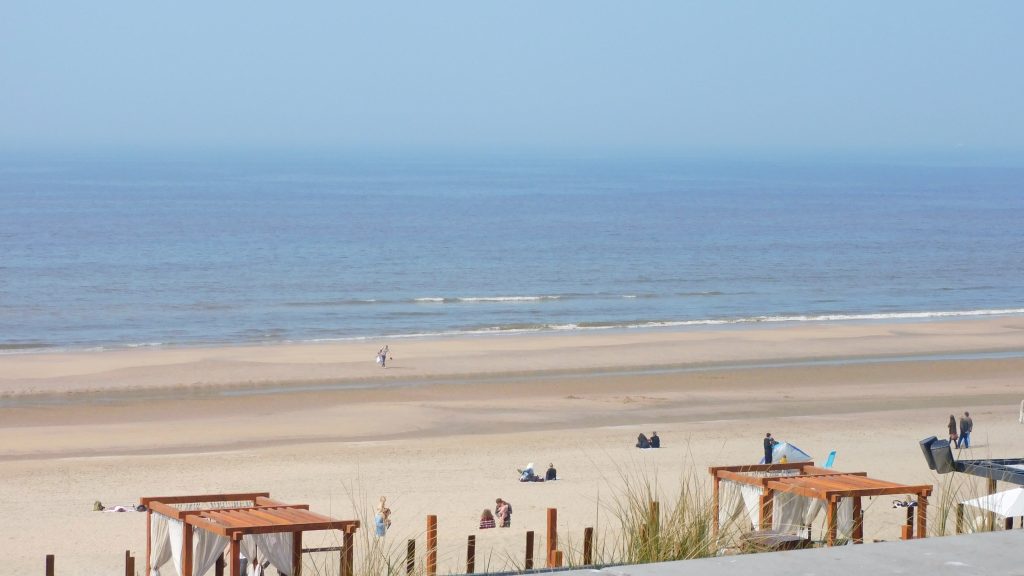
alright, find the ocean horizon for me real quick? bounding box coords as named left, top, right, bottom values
left=2, top=155, right=1022, bottom=353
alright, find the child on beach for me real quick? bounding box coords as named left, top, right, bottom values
left=374, top=496, right=392, bottom=537
left=479, top=509, right=496, bottom=529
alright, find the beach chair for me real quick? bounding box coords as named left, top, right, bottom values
left=824, top=450, right=836, bottom=469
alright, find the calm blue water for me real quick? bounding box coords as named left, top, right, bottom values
left=1, top=155, right=1022, bottom=351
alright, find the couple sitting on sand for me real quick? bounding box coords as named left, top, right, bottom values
left=517, top=462, right=557, bottom=482
left=481, top=498, right=512, bottom=529
left=636, top=432, right=660, bottom=449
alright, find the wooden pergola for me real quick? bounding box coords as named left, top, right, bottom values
left=140, top=492, right=360, bottom=576
left=710, top=463, right=933, bottom=546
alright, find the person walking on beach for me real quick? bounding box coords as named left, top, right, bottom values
left=495, top=498, right=512, bottom=528
left=764, top=433, right=779, bottom=464
left=377, top=345, right=390, bottom=368
left=957, top=411, right=973, bottom=448
left=947, top=414, right=958, bottom=445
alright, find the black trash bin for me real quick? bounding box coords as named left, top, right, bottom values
left=919, top=436, right=938, bottom=470
left=930, top=439, right=955, bottom=474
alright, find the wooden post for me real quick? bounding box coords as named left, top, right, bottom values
left=546, top=508, right=558, bottom=568
left=987, top=479, right=998, bottom=531
left=905, top=504, right=914, bottom=533
left=466, top=535, right=476, bottom=574
left=583, top=527, right=594, bottom=565
left=851, top=497, right=864, bottom=544
left=229, top=536, right=242, bottom=576
left=1005, top=517, right=1014, bottom=530
left=525, top=531, right=535, bottom=570
left=825, top=498, right=838, bottom=546
left=916, top=495, right=928, bottom=539
left=125, top=550, right=135, bottom=576
left=145, top=509, right=152, bottom=576
left=956, top=503, right=964, bottom=534
left=901, top=525, right=913, bottom=540
left=405, top=539, right=415, bottom=575
left=341, top=528, right=354, bottom=576
left=182, top=523, right=194, bottom=576
left=426, top=515, right=438, bottom=576
left=551, top=550, right=563, bottom=568
left=45, top=555, right=55, bottom=576
left=649, top=500, right=660, bottom=542
left=292, top=531, right=303, bottom=576
left=712, top=476, right=720, bottom=539
left=759, top=490, right=774, bottom=530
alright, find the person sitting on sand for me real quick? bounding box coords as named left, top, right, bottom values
left=479, top=508, right=496, bottom=529
left=636, top=433, right=650, bottom=449
left=495, top=498, right=512, bottom=527
left=518, top=463, right=540, bottom=482
left=650, top=432, right=660, bottom=448
left=545, top=463, right=557, bottom=481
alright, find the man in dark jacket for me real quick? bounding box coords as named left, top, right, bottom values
left=764, top=433, right=779, bottom=463
left=957, top=412, right=973, bottom=448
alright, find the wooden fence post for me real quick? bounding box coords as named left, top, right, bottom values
left=648, top=500, right=660, bottom=551
left=583, top=527, right=594, bottom=565
left=466, top=535, right=476, bottom=574
left=956, top=503, right=964, bottom=534
left=46, top=555, right=55, bottom=576
left=525, top=531, right=534, bottom=570
left=546, top=508, right=558, bottom=568
left=406, top=539, right=415, bottom=575
left=125, top=550, right=135, bottom=576
left=426, top=515, right=438, bottom=576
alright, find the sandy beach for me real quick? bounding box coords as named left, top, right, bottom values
left=2, top=317, right=1024, bottom=575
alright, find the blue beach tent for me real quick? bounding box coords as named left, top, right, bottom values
left=760, top=442, right=813, bottom=464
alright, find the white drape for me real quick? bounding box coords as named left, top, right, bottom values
left=150, top=513, right=173, bottom=576
left=167, top=519, right=229, bottom=576
left=771, top=491, right=812, bottom=534
left=254, top=533, right=294, bottom=575
left=717, top=480, right=762, bottom=532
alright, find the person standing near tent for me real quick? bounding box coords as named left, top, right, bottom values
left=764, top=433, right=779, bottom=463
left=957, top=411, right=973, bottom=448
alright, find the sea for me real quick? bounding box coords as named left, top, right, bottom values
left=2, top=154, right=1022, bottom=353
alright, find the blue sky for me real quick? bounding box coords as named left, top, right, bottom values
left=1, top=1, right=1021, bottom=159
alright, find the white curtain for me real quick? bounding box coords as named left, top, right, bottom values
left=168, top=519, right=229, bottom=576
left=193, top=528, right=229, bottom=576
left=717, top=480, right=762, bottom=532
left=255, top=533, right=295, bottom=576
left=771, top=491, right=812, bottom=534
left=150, top=513, right=173, bottom=576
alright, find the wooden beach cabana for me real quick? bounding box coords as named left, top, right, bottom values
left=710, top=463, right=932, bottom=546
left=140, top=492, right=359, bottom=576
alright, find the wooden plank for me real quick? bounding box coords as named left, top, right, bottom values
left=141, top=493, right=270, bottom=506
left=583, top=527, right=594, bottom=565
left=466, top=535, right=476, bottom=574
left=406, top=539, right=415, bottom=575
left=46, top=554, right=54, bottom=576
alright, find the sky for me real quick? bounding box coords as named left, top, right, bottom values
left=1, top=1, right=1022, bottom=160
